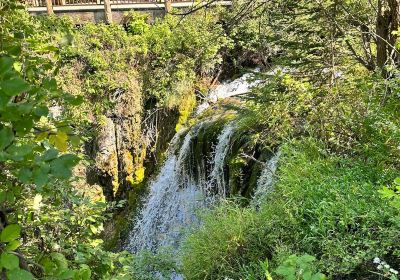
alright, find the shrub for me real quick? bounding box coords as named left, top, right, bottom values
left=181, top=138, right=400, bottom=279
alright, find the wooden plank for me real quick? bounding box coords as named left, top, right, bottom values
left=27, top=1, right=232, bottom=11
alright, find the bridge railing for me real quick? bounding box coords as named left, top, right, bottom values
left=27, top=0, right=187, bottom=7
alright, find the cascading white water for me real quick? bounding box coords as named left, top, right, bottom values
left=252, top=152, right=280, bottom=206
left=205, top=123, right=235, bottom=198
left=126, top=72, right=271, bottom=255
left=125, top=124, right=204, bottom=253
left=126, top=121, right=236, bottom=253
left=196, top=71, right=263, bottom=115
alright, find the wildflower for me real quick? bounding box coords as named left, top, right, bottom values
left=384, top=264, right=390, bottom=269
left=373, top=257, right=381, bottom=264
left=378, top=264, right=383, bottom=270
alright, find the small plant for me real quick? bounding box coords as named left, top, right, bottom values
left=379, top=178, right=400, bottom=211
left=260, top=259, right=273, bottom=280
left=275, top=254, right=326, bottom=280
left=373, top=257, right=399, bottom=280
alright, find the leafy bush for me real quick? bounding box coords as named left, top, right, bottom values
left=274, top=254, right=326, bottom=280
left=0, top=3, right=135, bottom=278
left=181, top=138, right=400, bottom=279
left=238, top=70, right=400, bottom=167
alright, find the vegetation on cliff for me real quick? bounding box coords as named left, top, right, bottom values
left=0, top=0, right=400, bottom=279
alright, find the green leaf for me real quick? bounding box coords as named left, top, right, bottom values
left=41, top=257, right=57, bottom=275
left=17, top=168, right=32, bottom=183
left=311, top=273, right=327, bottom=280
left=0, top=252, right=19, bottom=270
left=298, top=254, right=315, bottom=264
left=0, top=77, right=30, bottom=96
left=0, top=127, right=14, bottom=151
left=0, top=56, right=13, bottom=76
left=50, top=252, right=68, bottom=272
left=34, top=106, right=49, bottom=117
left=5, top=240, right=21, bottom=251
left=42, top=78, right=58, bottom=91
left=379, top=187, right=395, bottom=199
left=33, top=164, right=50, bottom=187
left=5, top=192, right=15, bottom=204
left=41, top=148, right=59, bottom=162
left=8, top=45, right=22, bottom=56
left=6, top=145, right=33, bottom=161
left=74, top=265, right=91, bottom=280
left=394, top=177, right=400, bottom=186
left=0, top=94, right=12, bottom=110
left=14, top=118, right=34, bottom=135
left=6, top=269, right=34, bottom=280
left=89, top=224, right=98, bottom=234
left=50, top=154, right=79, bottom=179
left=49, top=131, right=69, bottom=152
left=13, top=62, right=22, bottom=73
left=65, top=94, right=84, bottom=106
left=275, top=265, right=296, bottom=278
left=0, top=191, right=5, bottom=204
left=58, top=269, right=76, bottom=279
left=0, top=224, right=21, bottom=242
left=70, top=135, right=81, bottom=147
left=303, top=271, right=313, bottom=280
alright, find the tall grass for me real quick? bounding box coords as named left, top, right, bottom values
left=180, top=138, right=400, bottom=279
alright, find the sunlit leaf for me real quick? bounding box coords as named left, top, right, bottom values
left=0, top=224, right=21, bottom=242
left=49, top=131, right=68, bottom=152
left=5, top=240, right=21, bottom=251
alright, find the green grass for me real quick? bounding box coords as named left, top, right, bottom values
left=180, top=138, right=400, bottom=279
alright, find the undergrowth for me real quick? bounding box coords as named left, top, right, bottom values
left=181, top=138, right=400, bottom=279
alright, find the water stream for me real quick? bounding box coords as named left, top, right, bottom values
left=125, top=72, right=275, bottom=255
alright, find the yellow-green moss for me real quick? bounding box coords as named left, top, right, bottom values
left=175, top=91, right=197, bottom=132
left=134, top=166, right=145, bottom=184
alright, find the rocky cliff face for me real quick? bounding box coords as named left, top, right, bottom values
left=92, top=83, right=143, bottom=202
left=92, top=88, right=182, bottom=205
left=92, top=94, right=180, bottom=250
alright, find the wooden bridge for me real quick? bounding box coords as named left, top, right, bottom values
left=27, top=0, right=231, bottom=23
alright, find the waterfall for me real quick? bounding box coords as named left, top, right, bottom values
left=205, top=123, right=235, bottom=198
left=125, top=124, right=204, bottom=253
left=126, top=121, right=237, bottom=253
left=252, top=152, right=280, bottom=206
left=125, top=72, right=270, bottom=254
left=196, top=71, right=262, bottom=115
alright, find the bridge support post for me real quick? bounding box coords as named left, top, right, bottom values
left=164, top=0, right=172, bottom=13
left=104, top=0, right=113, bottom=23
left=45, top=0, right=54, bottom=15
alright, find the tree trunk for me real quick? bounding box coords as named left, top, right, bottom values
left=164, top=0, right=172, bottom=13
left=45, top=0, right=54, bottom=15
left=376, top=0, right=400, bottom=70
left=376, top=0, right=391, bottom=69
left=389, top=0, right=400, bottom=64
left=104, top=0, right=113, bottom=24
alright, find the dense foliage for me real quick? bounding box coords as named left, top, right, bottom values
left=182, top=139, right=400, bottom=279
left=179, top=0, right=400, bottom=279
left=1, top=0, right=400, bottom=279
left=0, top=1, right=231, bottom=279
